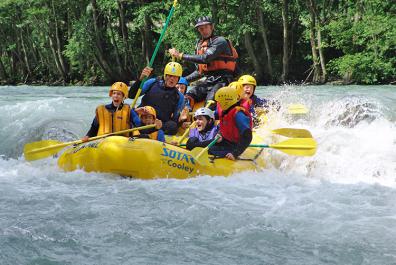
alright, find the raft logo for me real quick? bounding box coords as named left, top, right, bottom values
left=161, top=148, right=195, bottom=164
left=72, top=142, right=99, bottom=154
left=161, top=147, right=195, bottom=174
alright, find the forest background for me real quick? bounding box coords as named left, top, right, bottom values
left=0, top=0, right=394, bottom=86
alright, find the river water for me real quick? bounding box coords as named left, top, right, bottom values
left=0, top=85, right=395, bottom=264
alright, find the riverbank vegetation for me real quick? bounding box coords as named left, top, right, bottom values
left=0, top=0, right=394, bottom=85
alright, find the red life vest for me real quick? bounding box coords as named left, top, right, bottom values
left=240, top=98, right=252, bottom=112
left=218, top=104, right=252, bottom=143
left=196, top=37, right=238, bottom=75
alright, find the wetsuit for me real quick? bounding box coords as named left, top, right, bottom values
left=182, top=35, right=238, bottom=106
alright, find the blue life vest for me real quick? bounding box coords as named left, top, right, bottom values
left=140, top=78, right=184, bottom=122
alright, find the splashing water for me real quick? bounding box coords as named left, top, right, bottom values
left=0, top=85, right=395, bottom=264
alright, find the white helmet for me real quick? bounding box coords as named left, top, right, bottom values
left=194, top=107, right=214, bottom=120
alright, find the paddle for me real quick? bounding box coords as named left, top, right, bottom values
left=179, top=128, right=313, bottom=147
left=24, top=124, right=156, bottom=161
left=130, top=0, right=178, bottom=108
left=271, top=128, right=312, bottom=138
left=287, top=104, right=309, bottom=114
left=189, top=135, right=220, bottom=165
left=176, top=100, right=215, bottom=145
left=249, top=138, right=317, bottom=156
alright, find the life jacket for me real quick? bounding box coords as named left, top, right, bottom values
left=134, top=130, right=158, bottom=140
left=196, top=36, right=238, bottom=75
left=141, top=78, right=183, bottom=122
left=240, top=99, right=253, bottom=113
left=218, top=105, right=252, bottom=143
left=189, top=124, right=218, bottom=143
left=96, top=104, right=130, bottom=136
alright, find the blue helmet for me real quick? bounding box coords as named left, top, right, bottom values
left=177, top=77, right=189, bottom=86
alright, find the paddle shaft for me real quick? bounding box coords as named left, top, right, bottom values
left=249, top=144, right=314, bottom=149
left=27, top=124, right=155, bottom=154
left=130, top=0, right=178, bottom=108
left=195, top=135, right=220, bottom=160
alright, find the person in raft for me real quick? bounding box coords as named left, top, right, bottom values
left=81, top=82, right=140, bottom=141
left=134, top=106, right=165, bottom=142
left=185, top=107, right=219, bottom=150
left=208, top=86, right=253, bottom=160
left=168, top=16, right=238, bottom=109
left=176, top=77, right=192, bottom=130
left=128, top=62, right=185, bottom=135
left=238, top=75, right=280, bottom=125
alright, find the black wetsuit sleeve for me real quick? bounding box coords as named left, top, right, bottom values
left=86, top=117, right=99, bottom=137
left=186, top=137, right=214, bottom=151
left=182, top=37, right=230, bottom=64
left=185, top=70, right=202, bottom=83
left=136, top=134, right=150, bottom=139
left=232, top=129, right=252, bottom=158
left=128, top=80, right=142, bottom=99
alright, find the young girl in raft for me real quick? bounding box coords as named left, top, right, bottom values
left=186, top=107, right=219, bottom=150
left=134, top=106, right=165, bottom=142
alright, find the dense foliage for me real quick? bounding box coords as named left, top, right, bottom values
left=0, top=0, right=394, bottom=85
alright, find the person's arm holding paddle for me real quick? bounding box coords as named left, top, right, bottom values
left=128, top=67, right=153, bottom=99
left=81, top=118, right=99, bottom=142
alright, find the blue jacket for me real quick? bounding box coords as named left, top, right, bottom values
left=129, top=78, right=184, bottom=123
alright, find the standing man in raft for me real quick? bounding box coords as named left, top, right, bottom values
left=168, top=16, right=238, bottom=109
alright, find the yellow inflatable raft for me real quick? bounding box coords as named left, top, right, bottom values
left=57, top=136, right=267, bottom=180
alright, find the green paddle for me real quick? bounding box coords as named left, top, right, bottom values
left=24, top=124, right=155, bottom=161
left=130, top=0, right=179, bottom=108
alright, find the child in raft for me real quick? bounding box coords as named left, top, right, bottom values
left=185, top=107, right=219, bottom=150
left=176, top=77, right=192, bottom=130
left=134, top=106, right=165, bottom=142
left=81, top=82, right=140, bottom=141
left=209, top=86, right=253, bottom=160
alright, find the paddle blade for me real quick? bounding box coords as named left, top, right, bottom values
left=270, top=138, right=317, bottom=156
left=288, top=104, right=309, bottom=114
left=272, top=128, right=313, bottom=138
left=190, top=147, right=210, bottom=166
left=23, top=140, right=63, bottom=161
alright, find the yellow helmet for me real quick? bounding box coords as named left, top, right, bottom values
left=140, top=106, right=157, bottom=119
left=164, top=62, right=183, bottom=79
left=238, top=75, right=257, bottom=87
left=228, top=81, right=244, bottom=99
left=109, top=82, right=128, bottom=99
left=215, top=86, right=240, bottom=110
